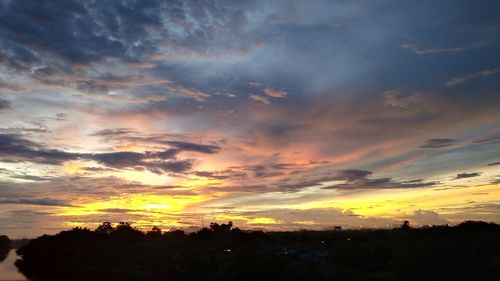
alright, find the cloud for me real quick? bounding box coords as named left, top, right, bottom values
left=163, top=141, right=221, bottom=154
left=405, top=210, right=448, bottom=226
left=322, top=169, right=438, bottom=190
left=453, top=172, right=482, bottom=180
left=0, top=99, right=11, bottom=111
left=0, top=1, right=163, bottom=67
left=55, top=113, right=69, bottom=121
left=91, top=152, right=146, bottom=168
left=487, top=162, right=500, bottom=166
left=331, top=169, right=373, bottom=181
left=383, top=90, right=418, bottom=108
left=0, top=134, right=80, bottom=165
left=401, top=35, right=492, bottom=55
left=249, top=94, right=271, bottom=104
left=446, top=68, right=500, bottom=86
left=0, top=127, right=50, bottom=135
left=89, top=129, right=222, bottom=154
left=8, top=175, right=53, bottom=182
left=0, top=197, right=74, bottom=207
left=0, top=168, right=53, bottom=182
left=247, top=82, right=264, bottom=88
left=165, top=84, right=211, bottom=102
left=473, top=133, right=500, bottom=145
left=419, top=139, right=456, bottom=148
left=0, top=134, right=220, bottom=174
left=264, top=88, right=288, bottom=98
left=90, top=151, right=194, bottom=174
left=88, top=128, right=136, bottom=137
left=402, top=41, right=467, bottom=55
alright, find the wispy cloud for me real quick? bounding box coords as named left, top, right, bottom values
left=264, top=88, right=288, bottom=98
left=383, top=90, right=419, bottom=108
left=446, top=68, right=500, bottom=86
left=419, top=139, right=456, bottom=148
left=452, top=172, right=482, bottom=180
left=249, top=94, right=271, bottom=104
left=165, top=84, right=211, bottom=102
left=0, top=197, right=74, bottom=207
left=402, top=41, right=468, bottom=55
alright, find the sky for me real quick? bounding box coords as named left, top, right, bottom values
left=0, top=0, right=499, bottom=238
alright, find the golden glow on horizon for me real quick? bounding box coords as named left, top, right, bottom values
left=49, top=173, right=500, bottom=231
left=290, top=183, right=500, bottom=218
left=57, top=193, right=210, bottom=217
left=247, top=217, right=281, bottom=225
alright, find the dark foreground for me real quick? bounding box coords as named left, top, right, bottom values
left=13, top=221, right=500, bottom=281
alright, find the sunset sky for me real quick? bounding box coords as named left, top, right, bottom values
left=0, top=0, right=499, bottom=238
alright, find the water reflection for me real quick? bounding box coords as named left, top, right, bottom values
left=0, top=250, right=26, bottom=281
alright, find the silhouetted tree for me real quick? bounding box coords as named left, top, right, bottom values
left=210, top=221, right=233, bottom=233
left=13, top=220, right=500, bottom=281
left=111, top=222, right=143, bottom=241
left=0, top=235, right=10, bottom=262
left=146, top=226, right=162, bottom=240
left=400, top=220, right=411, bottom=230
left=95, top=222, right=114, bottom=234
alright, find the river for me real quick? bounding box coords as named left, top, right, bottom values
left=0, top=250, right=26, bottom=281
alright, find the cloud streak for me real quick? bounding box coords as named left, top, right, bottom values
left=0, top=197, right=74, bottom=207
left=0, top=134, right=221, bottom=174
left=446, top=68, right=500, bottom=86
left=453, top=172, right=482, bottom=180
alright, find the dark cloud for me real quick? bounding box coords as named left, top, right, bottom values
left=473, top=134, right=500, bottom=145
left=81, top=166, right=116, bottom=173
left=193, top=170, right=245, bottom=180
left=0, top=0, right=258, bottom=103
left=92, top=152, right=145, bottom=168
left=0, top=134, right=208, bottom=174
left=149, top=160, right=193, bottom=174
left=0, top=197, right=73, bottom=207
left=89, top=128, right=136, bottom=137
left=55, top=113, right=68, bottom=121
left=419, top=139, right=456, bottom=148
left=0, top=126, right=51, bottom=134
left=453, top=172, right=482, bottom=180
left=213, top=162, right=323, bottom=180
left=0, top=99, right=11, bottom=110
left=163, top=141, right=221, bottom=154
left=221, top=168, right=439, bottom=193
left=487, top=162, right=500, bottom=166
left=89, top=130, right=221, bottom=156
left=0, top=1, right=161, bottom=67
left=323, top=170, right=438, bottom=190
left=89, top=151, right=193, bottom=174
left=330, top=170, right=373, bottom=182
left=9, top=175, right=53, bottom=182
left=0, top=134, right=80, bottom=165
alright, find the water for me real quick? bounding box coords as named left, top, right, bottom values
left=0, top=250, right=26, bottom=281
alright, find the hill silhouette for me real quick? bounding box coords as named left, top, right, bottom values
left=14, top=220, right=500, bottom=281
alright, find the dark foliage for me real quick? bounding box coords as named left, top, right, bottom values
left=0, top=235, right=10, bottom=262
left=15, top=221, right=500, bottom=281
